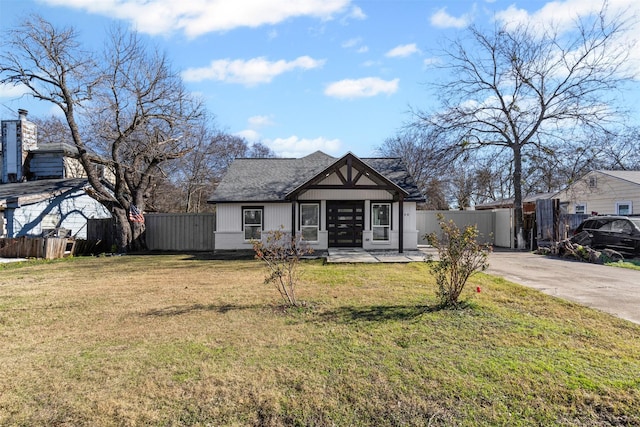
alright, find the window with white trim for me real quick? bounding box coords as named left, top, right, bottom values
left=372, top=203, right=391, bottom=241
left=616, top=201, right=632, bottom=215
left=243, top=207, right=263, bottom=240
left=300, top=203, right=319, bottom=241
left=574, top=203, right=586, bottom=215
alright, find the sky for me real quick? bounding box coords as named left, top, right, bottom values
left=1, top=0, right=639, bottom=158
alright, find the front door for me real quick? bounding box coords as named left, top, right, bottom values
left=327, top=201, right=364, bottom=247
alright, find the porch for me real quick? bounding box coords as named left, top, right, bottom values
left=324, top=247, right=432, bottom=263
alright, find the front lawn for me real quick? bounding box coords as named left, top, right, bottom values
left=0, top=255, right=638, bottom=426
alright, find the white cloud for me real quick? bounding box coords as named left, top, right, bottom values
left=0, top=83, right=30, bottom=99
left=348, top=6, right=367, bottom=20
left=430, top=7, right=472, bottom=29
left=342, top=37, right=369, bottom=53
left=494, top=0, right=640, bottom=79
left=182, top=56, right=326, bottom=85
left=235, top=129, right=261, bottom=142
left=267, top=136, right=342, bottom=157
left=248, top=115, right=275, bottom=128
left=342, top=37, right=361, bottom=48
left=495, top=0, right=640, bottom=38
left=324, top=77, right=399, bottom=99
left=422, top=57, right=440, bottom=67
left=385, top=43, right=420, bottom=58
left=42, top=0, right=352, bottom=37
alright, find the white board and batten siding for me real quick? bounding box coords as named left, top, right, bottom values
left=145, top=213, right=215, bottom=251
left=298, top=189, right=393, bottom=201
left=215, top=203, right=292, bottom=250
left=215, top=200, right=419, bottom=251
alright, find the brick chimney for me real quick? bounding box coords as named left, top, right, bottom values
left=1, top=109, right=38, bottom=183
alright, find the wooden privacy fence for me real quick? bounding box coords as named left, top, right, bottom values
left=0, top=236, right=75, bottom=259
left=536, top=198, right=590, bottom=244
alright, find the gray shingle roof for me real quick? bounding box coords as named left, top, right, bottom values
left=0, top=178, right=89, bottom=207
left=209, top=151, right=424, bottom=203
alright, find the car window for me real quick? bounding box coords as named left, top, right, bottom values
left=607, top=219, right=630, bottom=233
left=582, top=220, right=601, bottom=230
left=594, top=221, right=613, bottom=231
left=630, top=218, right=640, bottom=230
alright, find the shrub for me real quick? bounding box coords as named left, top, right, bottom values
left=252, top=227, right=314, bottom=307
left=426, top=215, right=490, bottom=308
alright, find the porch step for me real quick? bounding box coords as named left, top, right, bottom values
left=325, top=248, right=429, bottom=263
left=327, top=248, right=378, bottom=263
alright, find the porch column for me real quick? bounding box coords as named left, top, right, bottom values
left=291, top=201, right=296, bottom=237
left=398, top=195, right=404, bottom=253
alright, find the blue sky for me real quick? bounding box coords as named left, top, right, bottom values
left=1, top=0, right=639, bottom=158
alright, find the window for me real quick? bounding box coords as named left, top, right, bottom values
left=574, top=203, right=586, bottom=215
left=243, top=207, right=263, bottom=240
left=616, top=201, right=632, bottom=215
left=588, top=176, right=597, bottom=188
left=372, top=203, right=391, bottom=241
left=300, top=203, right=319, bottom=241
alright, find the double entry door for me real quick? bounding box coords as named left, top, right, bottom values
left=326, top=201, right=364, bottom=247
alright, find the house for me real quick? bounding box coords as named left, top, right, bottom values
left=553, top=170, right=640, bottom=215
left=473, top=192, right=555, bottom=213
left=0, top=110, right=111, bottom=239
left=0, top=178, right=110, bottom=239
left=208, top=151, right=425, bottom=252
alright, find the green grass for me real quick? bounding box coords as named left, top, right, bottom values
left=607, top=258, right=640, bottom=270
left=0, top=255, right=638, bottom=426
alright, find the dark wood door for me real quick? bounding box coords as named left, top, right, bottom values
left=327, top=201, right=364, bottom=247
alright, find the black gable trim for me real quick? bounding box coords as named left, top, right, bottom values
left=286, top=152, right=409, bottom=200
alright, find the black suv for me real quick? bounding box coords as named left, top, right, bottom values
left=573, top=216, right=640, bottom=256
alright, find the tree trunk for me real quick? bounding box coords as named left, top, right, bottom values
left=112, top=208, right=131, bottom=253
left=512, top=144, right=526, bottom=249
left=111, top=207, right=148, bottom=253
left=130, top=221, right=147, bottom=252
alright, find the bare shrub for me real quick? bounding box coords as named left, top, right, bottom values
left=427, top=215, right=490, bottom=308
left=252, top=227, right=314, bottom=307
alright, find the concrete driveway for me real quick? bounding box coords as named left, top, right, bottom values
left=485, top=251, right=640, bottom=325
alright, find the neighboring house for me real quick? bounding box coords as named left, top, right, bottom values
left=0, top=109, right=111, bottom=239
left=0, top=178, right=110, bottom=239
left=474, top=192, right=555, bottom=213
left=553, top=170, right=640, bottom=215
left=208, top=151, right=425, bottom=252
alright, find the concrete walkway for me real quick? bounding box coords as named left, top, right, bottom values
left=326, top=248, right=427, bottom=263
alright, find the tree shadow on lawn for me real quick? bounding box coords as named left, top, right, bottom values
left=317, top=304, right=438, bottom=323
left=143, top=303, right=261, bottom=317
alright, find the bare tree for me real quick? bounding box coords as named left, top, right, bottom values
left=1, top=16, right=203, bottom=251
left=598, top=126, right=640, bottom=170
left=164, top=130, right=276, bottom=213
left=416, top=3, right=636, bottom=248
left=378, top=125, right=458, bottom=209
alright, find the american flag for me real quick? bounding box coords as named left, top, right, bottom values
left=129, top=204, right=145, bottom=223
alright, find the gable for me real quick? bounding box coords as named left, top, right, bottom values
left=287, top=152, right=411, bottom=201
